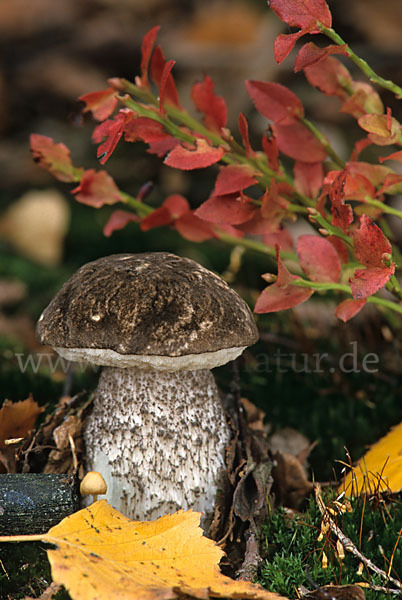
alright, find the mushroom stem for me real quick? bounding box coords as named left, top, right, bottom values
left=84, top=366, right=231, bottom=522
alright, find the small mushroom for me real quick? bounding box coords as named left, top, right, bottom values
left=36, top=253, right=258, bottom=521
left=80, top=470, right=108, bottom=503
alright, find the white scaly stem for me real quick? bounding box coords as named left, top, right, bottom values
left=84, top=366, right=231, bottom=521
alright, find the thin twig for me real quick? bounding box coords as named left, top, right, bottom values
left=314, top=484, right=402, bottom=591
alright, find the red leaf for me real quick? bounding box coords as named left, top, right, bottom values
left=347, top=161, right=390, bottom=188
left=164, top=138, right=225, bottom=170
left=274, top=27, right=313, bottom=64
left=341, top=82, right=384, bottom=119
left=295, top=42, right=348, bottom=72
left=195, top=194, right=256, bottom=225
left=263, top=228, right=294, bottom=251
left=92, top=110, right=133, bottom=164
left=377, top=173, right=402, bottom=195
left=270, top=0, right=332, bottom=29
left=254, top=282, right=314, bottom=313
left=353, top=214, right=392, bottom=268
left=103, top=210, right=140, bottom=237
left=255, top=247, right=314, bottom=313
left=79, top=87, right=118, bottom=121
left=140, top=25, right=160, bottom=88
left=273, top=119, right=327, bottom=162
left=260, top=182, right=292, bottom=225
left=254, top=247, right=313, bottom=313
left=150, top=45, right=180, bottom=107
left=335, top=298, right=366, bottom=322
left=297, top=234, right=341, bottom=282
left=358, top=113, right=401, bottom=146
left=191, top=75, right=227, bottom=132
left=159, top=60, right=176, bottom=113
left=238, top=113, right=254, bottom=157
left=71, top=169, right=123, bottom=208
left=30, top=134, right=81, bottom=182
left=379, top=150, right=402, bottom=164
left=328, top=235, right=348, bottom=263
left=262, top=131, right=279, bottom=171
left=293, top=161, right=323, bottom=198
left=174, top=212, right=216, bottom=242
left=350, top=265, right=395, bottom=299
left=350, top=138, right=372, bottom=161
left=141, top=195, right=189, bottom=231
left=124, top=116, right=173, bottom=145
left=213, top=165, right=257, bottom=196
left=344, top=171, right=375, bottom=201
left=245, top=81, right=304, bottom=123
left=329, top=169, right=353, bottom=232
left=304, top=55, right=351, bottom=98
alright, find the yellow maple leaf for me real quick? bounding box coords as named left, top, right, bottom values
left=339, top=421, right=402, bottom=496
left=0, top=501, right=285, bottom=600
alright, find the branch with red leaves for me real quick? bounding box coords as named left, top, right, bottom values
left=30, top=1, right=402, bottom=322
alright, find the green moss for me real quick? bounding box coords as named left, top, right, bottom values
left=258, top=491, right=402, bottom=599
left=0, top=542, right=71, bottom=600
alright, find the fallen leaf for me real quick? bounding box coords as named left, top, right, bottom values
left=339, top=421, right=402, bottom=495
left=6, top=503, right=286, bottom=600
left=0, top=396, right=44, bottom=447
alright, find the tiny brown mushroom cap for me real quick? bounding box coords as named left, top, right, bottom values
left=80, top=471, right=107, bottom=500
left=36, top=252, right=258, bottom=370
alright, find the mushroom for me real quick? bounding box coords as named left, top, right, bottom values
left=36, top=252, right=258, bottom=521
left=80, top=470, right=108, bottom=503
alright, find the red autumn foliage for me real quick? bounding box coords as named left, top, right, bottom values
left=245, top=81, right=304, bottom=123
left=30, top=134, right=81, bottom=183
left=335, top=298, right=366, bottom=323
left=79, top=88, right=118, bottom=122
left=72, top=170, right=123, bottom=208
left=269, top=0, right=331, bottom=30
left=294, top=42, right=348, bottom=73
left=164, top=138, right=225, bottom=170
left=29, top=8, right=402, bottom=322
left=191, top=75, right=227, bottom=132
left=212, top=165, right=257, bottom=197
left=329, top=169, right=353, bottom=232
left=297, top=235, right=341, bottom=283
left=104, top=210, right=140, bottom=237
left=353, top=215, right=392, bottom=268
left=254, top=246, right=314, bottom=313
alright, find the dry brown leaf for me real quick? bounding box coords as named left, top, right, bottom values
left=0, top=396, right=44, bottom=447
left=2, top=502, right=286, bottom=600
left=339, top=421, right=402, bottom=496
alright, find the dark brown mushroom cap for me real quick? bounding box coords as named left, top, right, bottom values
left=37, top=253, right=258, bottom=359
